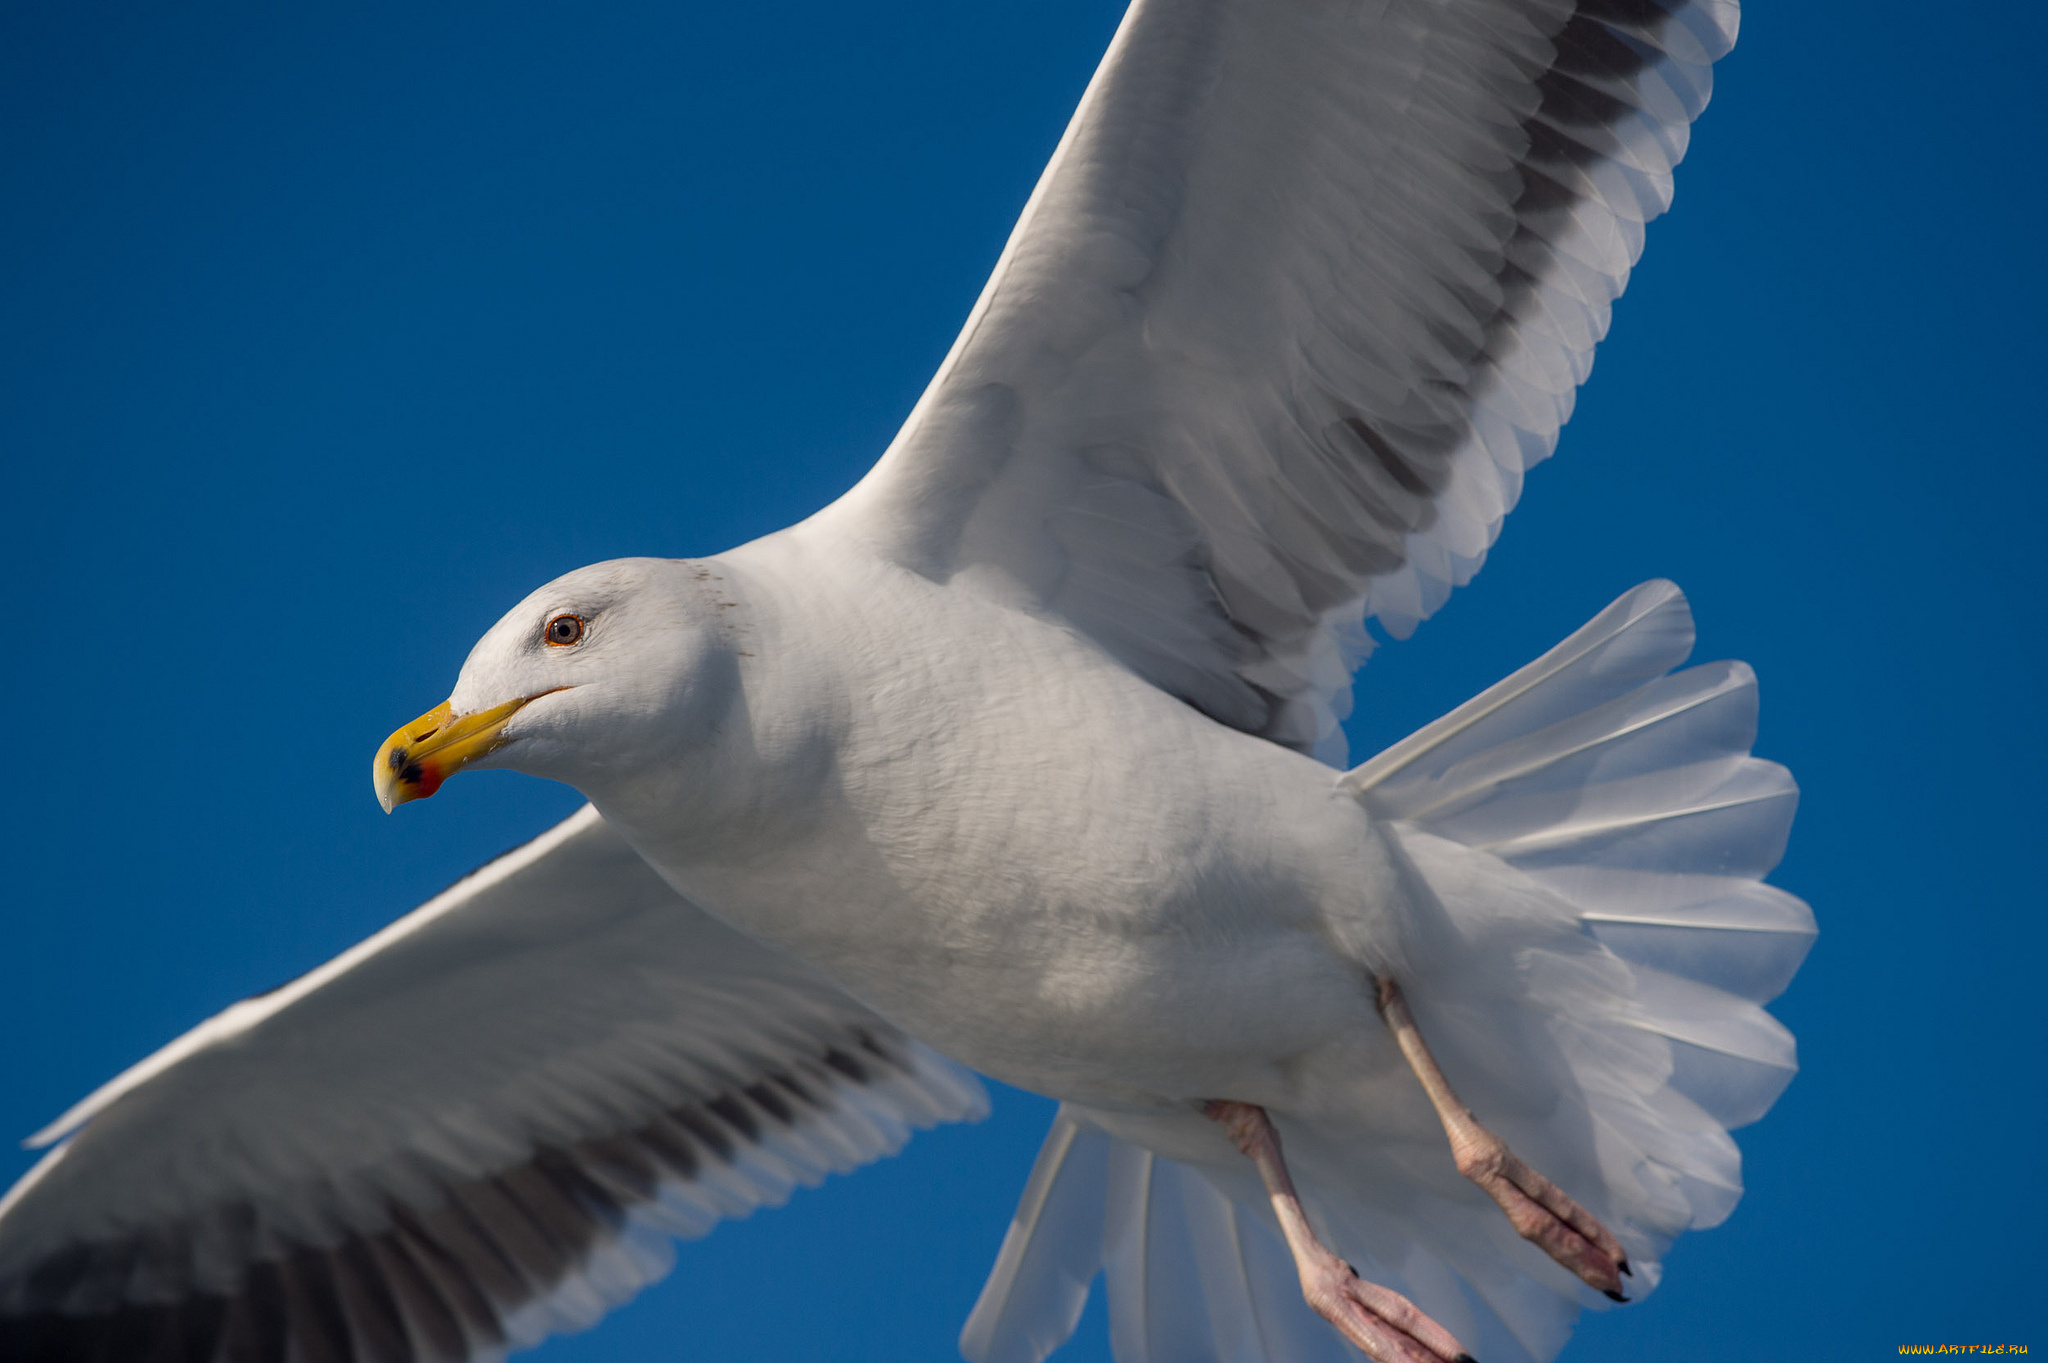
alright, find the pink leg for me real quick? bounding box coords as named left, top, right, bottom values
left=1374, top=977, right=1632, bottom=1301
left=1205, top=1100, right=1475, bottom=1363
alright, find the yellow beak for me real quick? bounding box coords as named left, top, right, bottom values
left=373, top=695, right=538, bottom=812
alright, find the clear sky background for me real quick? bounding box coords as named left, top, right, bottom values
left=2, top=2, right=2042, bottom=1359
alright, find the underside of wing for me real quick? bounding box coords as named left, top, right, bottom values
left=0, top=807, right=986, bottom=1362
left=821, top=0, right=1737, bottom=762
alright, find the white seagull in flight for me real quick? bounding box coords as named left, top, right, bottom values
left=0, top=1, right=1813, bottom=1361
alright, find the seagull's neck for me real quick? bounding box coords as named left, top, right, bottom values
left=580, top=527, right=1106, bottom=965
left=576, top=535, right=875, bottom=903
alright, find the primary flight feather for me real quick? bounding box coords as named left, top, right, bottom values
left=0, top=2, right=1811, bottom=1362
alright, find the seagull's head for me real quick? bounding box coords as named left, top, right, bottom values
left=373, top=557, right=739, bottom=811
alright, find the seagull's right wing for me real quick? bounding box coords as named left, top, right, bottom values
left=0, top=805, right=986, bottom=1363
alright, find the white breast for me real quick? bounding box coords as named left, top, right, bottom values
left=589, top=533, right=1410, bottom=1109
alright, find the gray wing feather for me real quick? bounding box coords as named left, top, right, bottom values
left=0, top=806, right=986, bottom=1362
left=821, top=0, right=1737, bottom=762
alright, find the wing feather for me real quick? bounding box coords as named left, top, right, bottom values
left=0, top=807, right=986, bottom=1362
left=819, top=0, right=1737, bottom=761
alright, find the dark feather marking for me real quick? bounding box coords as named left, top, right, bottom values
left=274, top=1251, right=355, bottom=1363
left=525, top=1148, right=627, bottom=1248
left=1456, top=0, right=1673, bottom=432
left=364, top=1231, right=466, bottom=1363
left=672, top=1105, right=740, bottom=1163
left=1343, top=418, right=1447, bottom=499
left=743, top=1082, right=796, bottom=1127
left=488, top=1166, right=599, bottom=1275
left=850, top=1027, right=906, bottom=1072
left=632, top=1112, right=706, bottom=1179
left=223, top=1260, right=291, bottom=1363
left=770, top=1069, right=826, bottom=1110
left=386, top=1208, right=505, bottom=1349
left=703, top=1095, right=760, bottom=1144
left=428, top=1186, right=541, bottom=1305
left=570, top=1134, right=664, bottom=1204
left=820, top=1047, right=870, bottom=1084
left=330, top=1239, right=414, bottom=1363
left=445, top=1179, right=566, bottom=1291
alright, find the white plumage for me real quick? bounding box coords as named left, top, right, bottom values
left=0, top=2, right=1810, bottom=1361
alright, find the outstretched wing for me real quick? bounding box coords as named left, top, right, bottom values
left=818, top=0, right=1736, bottom=762
left=0, top=806, right=986, bottom=1363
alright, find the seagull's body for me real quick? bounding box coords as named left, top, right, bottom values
left=584, top=541, right=1391, bottom=1118
left=0, top=1, right=1815, bottom=1360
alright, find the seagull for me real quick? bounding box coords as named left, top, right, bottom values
left=0, top=1, right=1814, bottom=1361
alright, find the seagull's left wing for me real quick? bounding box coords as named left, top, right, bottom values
left=816, top=0, right=1736, bottom=762
left=0, top=806, right=986, bottom=1363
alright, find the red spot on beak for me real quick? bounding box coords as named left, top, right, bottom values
left=400, top=759, right=444, bottom=798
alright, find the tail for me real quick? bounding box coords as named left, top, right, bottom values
left=1345, top=578, right=1811, bottom=1139
left=959, top=581, right=1814, bottom=1363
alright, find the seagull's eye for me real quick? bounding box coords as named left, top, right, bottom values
left=544, top=614, right=585, bottom=647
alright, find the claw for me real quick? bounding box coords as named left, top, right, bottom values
left=1376, top=977, right=1636, bottom=1300
left=1453, top=1130, right=1630, bottom=1297
left=1206, top=1101, right=1474, bottom=1363
left=1302, top=1257, right=1472, bottom=1363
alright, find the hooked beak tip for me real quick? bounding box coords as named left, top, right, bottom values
left=372, top=698, right=501, bottom=812
left=372, top=688, right=569, bottom=812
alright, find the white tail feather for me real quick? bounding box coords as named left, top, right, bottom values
left=960, top=1110, right=1115, bottom=1363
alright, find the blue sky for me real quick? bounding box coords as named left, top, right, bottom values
left=2, top=2, right=2042, bottom=1360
